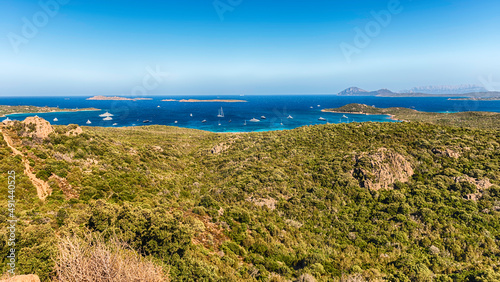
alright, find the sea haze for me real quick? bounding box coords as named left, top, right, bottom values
left=3, top=95, right=500, bottom=133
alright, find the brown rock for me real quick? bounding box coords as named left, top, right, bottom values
left=65, top=126, right=83, bottom=136
left=353, top=148, right=414, bottom=190
left=22, top=116, right=54, bottom=139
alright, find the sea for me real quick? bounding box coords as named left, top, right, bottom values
left=2, top=95, right=500, bottom=133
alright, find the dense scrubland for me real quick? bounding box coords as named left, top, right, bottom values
left=1, top=112, right=500, bottom=281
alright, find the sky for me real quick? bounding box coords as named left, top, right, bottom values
left=1, top=0, right=499, bottom=96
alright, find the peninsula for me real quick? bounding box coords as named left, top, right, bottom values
left=323, top=103, right=500, bottom=129
left=0, top=105, right=100, bottom=117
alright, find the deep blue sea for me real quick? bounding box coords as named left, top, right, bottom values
left=2, top=95, right=500, bottom=132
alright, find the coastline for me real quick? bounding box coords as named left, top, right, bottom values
left=321, top=109, right=400, bottom=121
left=2, top=108, right=101, bottom=118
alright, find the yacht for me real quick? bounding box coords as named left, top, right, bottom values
left=143, top=120, right=150, bottom=123
left=249, top=118, right=260, bottom=122
left=190, top=113, right=193, bottom=117
left=53, top=118, right=58, bottom=122
left=342, top=115, right=348, bottom=119
left=86, top=120, right=92, bottom=124
left=217, top=107, right=224, bottom=118
left=112, top=123, right=118, bottom=126
left=260, top=116, right=266, bottom=119
left=99, top=112, right=114, bottom=117
left=202, top=120, right=207, bottom=123
left=103, top=116, right=113, bottom=121
left=318, top=117, right=326, bottom=121
left=174, top=121, right=178, bottom=124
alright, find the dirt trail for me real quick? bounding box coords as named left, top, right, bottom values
left=1, top=127, right=51, bottom=200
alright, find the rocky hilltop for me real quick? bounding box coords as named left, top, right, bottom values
left=22, top=116, right=54, bottom=139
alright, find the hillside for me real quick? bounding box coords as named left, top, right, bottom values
left=324, top=103, right=500, bottom=130
left=1, top=118, right=500, bottom=281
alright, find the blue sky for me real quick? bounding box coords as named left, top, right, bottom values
left=1, top=0, right=499, bottom=96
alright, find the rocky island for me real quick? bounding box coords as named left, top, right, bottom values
left=87, top=95, right=153, bottom=101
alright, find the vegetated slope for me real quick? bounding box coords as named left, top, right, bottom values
left=1, top=120, right=500, bottom=281
left=325, top=103, right=500, bottom=130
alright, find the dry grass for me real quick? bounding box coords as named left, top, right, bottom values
left=54, top=233, right=168, bottom=282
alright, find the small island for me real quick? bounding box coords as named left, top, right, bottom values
left=87, top=95, right=153, bottom=101
left=1, top=105, right=100, bottom=117
left=178, top=99, right=247, bottom=103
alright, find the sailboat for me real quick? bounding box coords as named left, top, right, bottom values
left=217, top=107, right=224, bottom=118
left=280, top=119, right=283, bottom=125
left=244, top=120, right=247, bottom=125
left=218, top=120, right=221, bottom=126
left=86, top=120, right=92, bottom=124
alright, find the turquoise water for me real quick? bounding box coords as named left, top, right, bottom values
left=2, top=95, right=499, bottom=132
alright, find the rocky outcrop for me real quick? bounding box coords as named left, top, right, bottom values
left=432, top=148, right=460, bottom=159
left=65, top=126, right=83, bottom=136
left=353, top=148, right=414, bottom=190
left=22, top=116, right=54, bottom=139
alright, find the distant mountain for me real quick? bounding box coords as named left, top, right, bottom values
left=337, top=87, right=394, bottom=96
left=400, top=85, right=487, bottom=95
left=338, top=87, right=369, bottom=96
left=338, top=86, right=498, bottom=98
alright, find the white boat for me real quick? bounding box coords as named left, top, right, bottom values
left=244, top=120, right=247, bottom=125
left=287, top=115, right=293, bottom=119
left=2, top=117, right=12, bottom=123
left=280, top=119, right=283, bottom=125
left=318, top=117, right=326, bottom=121
left=317, top=105, right=320, bottom=107
left=342, top=115, right=348, bottom=118
left=218, top=121, right=221, bottom=126
left=99, top=112, right=114, bottom=117
left=112, top=123, right=118, bottom=125
left=53, top=118, right=58, bottom=122
left=157, top=105, right=160, bottom=108
left=103, top=116, right=113, bottom=121
left=260, top=116, right=266, bottom=119
left=86, top=120, right=92, bottom=124
left=174, top=121, right=178, bottom=124
left=249, top=118, right=260, bottom=122
left=190, top=113, right=193, bottom=117
left=217, top=107, right=224, bottom=118
left=310, top=106, right=313, bottom=109
left=202, top=120, right=207, bottom=123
